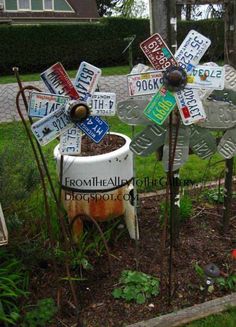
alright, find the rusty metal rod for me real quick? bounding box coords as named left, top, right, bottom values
left=13, top=67, right=60, bottom=207
left=58, top=154, right=81, bottom=316
left=70, top=214, right=112, bottom=274
left=15, top=89, right=57, bottom=272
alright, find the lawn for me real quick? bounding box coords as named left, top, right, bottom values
left=185, top=307, right=236, bottom=327
left=0, top=65, right=130, bottom=84
left=0, top=119, right=233, bottom=192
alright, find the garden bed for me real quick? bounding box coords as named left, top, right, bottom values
left=25, top=186, right=236, bottom=327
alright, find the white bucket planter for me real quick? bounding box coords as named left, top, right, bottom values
left=54, top=132, right=139, bottom=242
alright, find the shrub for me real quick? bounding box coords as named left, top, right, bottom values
left=0, top=18, right=224, bottom=75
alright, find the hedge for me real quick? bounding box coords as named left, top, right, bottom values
left=0, top=17, right=224, bottom=75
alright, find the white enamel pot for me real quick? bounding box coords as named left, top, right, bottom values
left=54, top=132, right=134, bottom=241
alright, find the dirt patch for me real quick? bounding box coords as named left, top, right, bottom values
left=28, top=192, right=236, bottom=327
left=80, top=134, right=125, bottom=156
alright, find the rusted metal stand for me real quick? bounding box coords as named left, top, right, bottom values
left=14, top=69, right=82, bottom=324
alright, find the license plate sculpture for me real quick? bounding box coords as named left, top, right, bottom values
left=117, top=30, right=236, bottom=171
left=29, top=62, right=138, bottom=242
left=30, top=61, right=116, bottom=154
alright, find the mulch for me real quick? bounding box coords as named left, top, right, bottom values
left=28, top=190, right=236, bottom=327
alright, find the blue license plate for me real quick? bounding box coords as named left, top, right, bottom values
left=77, top=116, right=109, bottom=143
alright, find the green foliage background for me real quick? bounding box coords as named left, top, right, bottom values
left=0, top=18, right=224, bottom=75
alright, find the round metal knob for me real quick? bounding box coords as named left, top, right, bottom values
left=66, top=101, right=90, bottom=123
left=163, top=65, right=187, bottom=92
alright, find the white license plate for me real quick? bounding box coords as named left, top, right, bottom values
left=187, top=66, right=225, bottom=89
left=127, top=71, right=163, bottom=96
left=89, top=92, right=116, bottom=116
left=175, top=30, right=211, bottom=72
left=41, top=62, right=79, bottom=99
left=60, top=128, right=81, bottom=155
left=74, top=61, right=101, bottom=101
left=175, top=88, right=206, bottom=125
left=28, top=92, right=70, bottom=117
left=31, top=107, right=73, bottom=145
left=0, top=203, right=8, bottom=246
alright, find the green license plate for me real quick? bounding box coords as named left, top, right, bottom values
left=144, top=86, right=176, bottom=125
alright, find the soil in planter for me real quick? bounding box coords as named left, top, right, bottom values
left=80, top=134, right=125, bottom=156
left=26, top=190, right=236, bottom=327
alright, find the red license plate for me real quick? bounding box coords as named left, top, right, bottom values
left=140, top=34, right=177, bottom=70
left=41, top=62, right=79, bottom=100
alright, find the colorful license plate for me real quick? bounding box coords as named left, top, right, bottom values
left=28, top=92, right=70, bottom=117
left=89, top=92, right=116, bottom=116
left=74, top=61, right=101, bottom=101
left=60, top=128, right=81, bottom=155
left=31, top=107, right=73, bottom=145
left=140, top=33, right=177, bottom=70
left=175, top=30, right=211, bottom=72
left=175, top=87, right=206, bottom=125
left=127, top=71, right=163, bottom=96
left=78, top=116, right=109, bottom=143
left=144, top=86, right=176, bottom=125
left=41, top=62, right=79, bottom=99
left=187, top=66, right=225, bottom=89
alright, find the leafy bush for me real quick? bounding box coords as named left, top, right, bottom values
left=216, top=275, right=236, bottom=291
left=0, top=250, right=29, bottom=326
left=22, top=298, right=57, bottom=327
left=112, top=270, right=160, bottom=304
left=0, top=18, right=223, bottom=75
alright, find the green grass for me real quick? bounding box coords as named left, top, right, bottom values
left=0, top=65, right=130, bottom=84
left=185, top=307, right=236, bottom=327
left=0, top=119, right=235, bottom=195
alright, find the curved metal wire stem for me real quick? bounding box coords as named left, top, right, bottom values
left=13, top=68, right=60, bottom=207
left=16, top=89, right=56, bottom=268
left=70, top=214, right=112, bottom=274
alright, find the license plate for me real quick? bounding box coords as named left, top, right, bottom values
left=175, top=88, right=206, bottom=125
left=31, top=107, right=73, bottom=145
left=41, top=62, right=79, bottom=99
left=74, top=61, right=101, bottom=101
left=60, top=128, right=81, bottom=155
left=28, top=92, right=70, bottom=117
left=218, top=127, right=236, bottom=159
left=130, top=124, right=166, bottom=156
left=187, top=66, right=225, bottom=89
left=189, top=125, right=217, bottom=159
left=199, top=99, right=236, bottom=130
left=89, top=92, right=116, bottom=116
left=144, top=86, right=176, bottom=125
left=140, top=33, right=177, bottom=70
left=224, top=64, right=236, bottom=91
left=127, top=71, right=163, bottom=96
left=175, top=30, right=211, bottom=72
left=77, top=116, right=109, bottom=143
left=117, top=98, right=151, bottom=126
left=0, top=203, right=8, bottom=246
left=162, top=127, right=190, bottom=172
